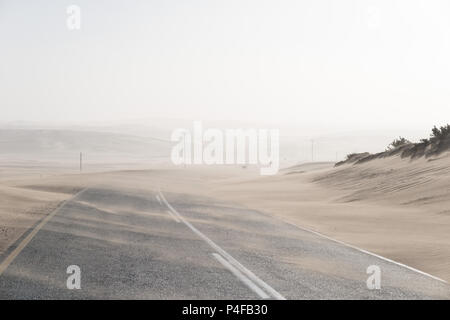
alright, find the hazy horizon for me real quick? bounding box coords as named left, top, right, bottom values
left=2, top=0, right=450, bottom=133
left=0, top=117, right=444, bottom=164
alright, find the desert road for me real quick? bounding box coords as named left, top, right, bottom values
left=0, top=187, right=449, bottom=299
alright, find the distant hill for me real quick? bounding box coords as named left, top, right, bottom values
left=0, top=129, right=172, bottom=163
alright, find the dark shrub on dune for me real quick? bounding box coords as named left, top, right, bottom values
left=336, top=124, right=450, bottom=166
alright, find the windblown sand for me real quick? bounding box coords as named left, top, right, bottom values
left=1, top=153, right=449, bottom=282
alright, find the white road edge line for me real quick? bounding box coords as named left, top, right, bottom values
left=277, top=217, right=447, bottom=284
left=212, top=253, right=269, bottom=299
left=166, top=210, right=181, bottom=223
left=158, top=190, right=286, bottom=300
left=0, top=188, right=88, bottom=277
left=156, top=195, right=162, bottom=205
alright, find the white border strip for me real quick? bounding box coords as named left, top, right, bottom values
left=158, top=190, right=286, bottom=300
left=0, top=188, right=88, bottom=277
left=277, top=217, right=447, bottom=284
left=166, top=210, right=181, bottom=223
left=212, top=253, right=269, bottom=299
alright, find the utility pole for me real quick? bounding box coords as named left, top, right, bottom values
left=80, top=152, right=82, bottom=172
left=311, top=139, right=314, bottom=162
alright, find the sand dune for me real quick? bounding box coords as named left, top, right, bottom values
left=209, top=153, right=450, bottom=281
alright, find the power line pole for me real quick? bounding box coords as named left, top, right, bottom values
left=80, top=152, right=82, bottom=172
left=311, top=139, right=314, bottom=162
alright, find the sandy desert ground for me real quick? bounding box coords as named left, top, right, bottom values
left=1, top=151, right=450, bottom=283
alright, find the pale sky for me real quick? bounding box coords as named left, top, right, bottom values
left=1, top=0, right=450, bottom=131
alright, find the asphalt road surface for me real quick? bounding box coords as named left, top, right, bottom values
left=0, top=187, right=449, bottom=299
